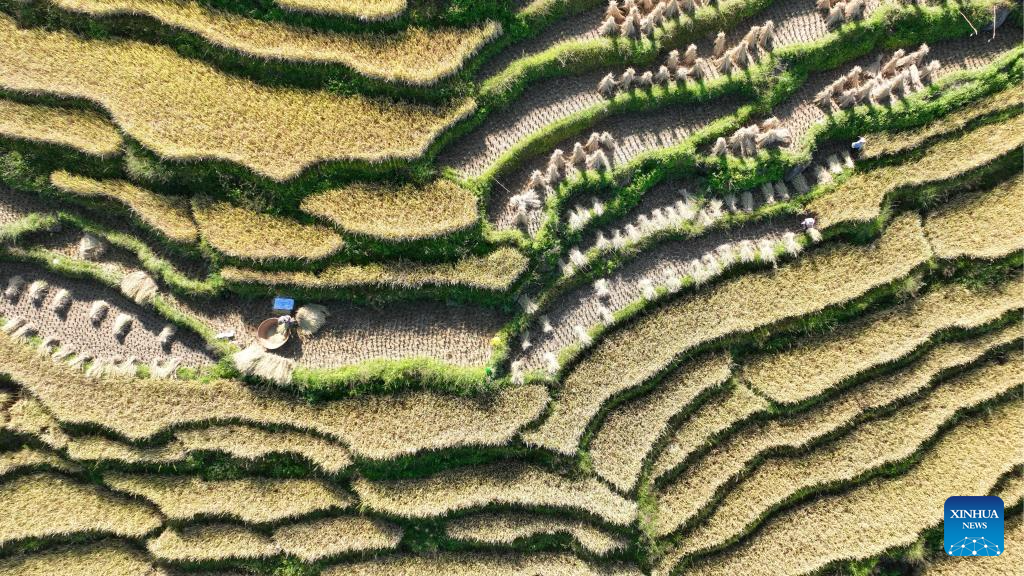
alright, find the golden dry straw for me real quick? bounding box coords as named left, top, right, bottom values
left=221, top=246, right=528, bottom=291
left=589, top=353, right=732, bottom=493
left=743, top=279, right=1023, bottom=404
left=681, top=400, right=1023, bottom=576
left=3, top=396, right=71, bottom=450
left=0, top=336, right=548, bottom=459
left=670, top=352, right=1022, bottom=561
left=191, top=198, right=344, bottom=261
left=649, top=382, right=770, bottom=483
left=0, top=446, right=78, bottom=477
left=301, top=179, right=479, bottom=241
left=274, top=515, right=403, bottom=562
left=808, top=114, right=1024, bottom=229
left=148, top=523, right=275, bottom=562
left=50, top=170, right=198, bottom=243
left=0, top=472, right=162, bottom=545
left=861, top=87, right=1024, bottom=160
left=320, top=551, right=643, bottom=576
left=67, top=423, right=353, bottom=474
left=0, top=15, right=474, bottom=181
left=924, top=173, right=1024, bottom=260
left=276, top=0, right=406, bottom=21
left=103, top=473, right=354, bottom=523
left=53, top=0, right=500, bottom=85
left=0, top=541, right=169, bottom=576
left=0, top=97, right=121, bottom=156
left=353, top=462, right=638, bottom=526
left=524, top=214, right=932, bottom=455
left=445, top=512, right=628, bottom=556
left=653, top=323, right=1022, bottom=539
left=140, top=517, right=403, bottom=562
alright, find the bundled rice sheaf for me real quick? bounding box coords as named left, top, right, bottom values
left=77, top=232, right=107, bottom=260
left=119, top=270, right=158, bottom=304
left=233, top=344, right=295, bottom=386
left=2, top=275, right=25, bottom=300
left=295, top=304, right=328, bottom=337
left=27, top=280, right=48, bottom=305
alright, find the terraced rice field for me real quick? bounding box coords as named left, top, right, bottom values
left=0, top=0, right=1022, bottom=574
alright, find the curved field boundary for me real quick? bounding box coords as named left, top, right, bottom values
left=742, top=279, right=1023, bottom=404
left=0, top=472, right=162, bottom=547
left=807, top=112, right=1024, bottom=230
left=0, top=333, right=549, bottom=458
left=3, top=397, right=72, bottom=450
left=445, top=511, right=629, bottom=556
left=0, top=540, right=169, bottom=576
left=320, top=551, right=644, bottom=576
left=652, top=322, right=1022, bottom=539
left=353, top=462, right=638, bottom=526
left=50, top=171, right=198, bottom=244
left=924, top=172, right=1024, bottom=261
left=102, top=473, right=354, bottom=524
left=50, top=0, right=501, bottom=86
left=589, top=353, right=732, bottom=493
left=191, top=198, right=345, bottom=262
left=67, top=423, right=354, bottom=474
left=147, top=516, right=402, bottom=562
left=221, top=246, right=529, bottom=293
left=522, top=213, right=931, bottom=455
left=860, top=85, right=1024, bottom=161
left=679, top=399, right=1022, bottom=576
left=0, top=447, right=79, bottom=478
left=275, top=0, right=406, bottom=21
left=0, top=98, right=121, bottom=157
left=301, top=179, right=480, bottom=242
left=0, top=15, right=474, bottom=182
left=649, top=381, right=770, bottom=484
left=663, top=352, right=1021, bottom=568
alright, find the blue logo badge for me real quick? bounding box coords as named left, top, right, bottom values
left=944, top=496, right=1004, bottom=556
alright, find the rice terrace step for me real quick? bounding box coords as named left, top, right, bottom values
left=0, top=0, right=1021, bottom=574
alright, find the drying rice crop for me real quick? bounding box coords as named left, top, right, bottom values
left=860, top=88, right=1024, bottom=160
left=0, top=541, right=169, bottom=576
left=0, top=98, right=121, bottom=156
left=353, top=462, right=638, bottom=526
left=50, top=171, right=198, bottom=243
left=276, top=0, right=406, bottom=21
left=681, top=400, right=1023, bottom=576
left=67, top=424, right=353, bottom=474
left=589, top=353, right=732, bottom=493
left=524, top=214, right=932, bottom=455
left=300, top=179, right=479, bottom=241
left=0, top=15, right=474, bottom=181
left=0, top=334, right=548, bottom=457
left=924, top=173, right=1024, bottom=260
left=0, top=472, right=162, bottom=545
left=52, top=0, right=500, bottom=85
left=743, top=279, right=1023, bottom=404
left=148, top=524, right=275, bottom=562
left=445, top=512, right=628, bottom=556
left=191, top=199, right=344, bottom=261
left=671, top=352, right=1022, bottom=561
left=102, top=473, right=354, bottom=523
left=320, top=552, right=643, bottom=576
left=924, top=517, right=1022, bottom=575
left=653, top=322, right=1022, bottom=539
left=0, top=447, right=78, bottom=477
left=649, top=382, right=771, bottom=483
left=144, top=516, right=402, bottom=562
left=221, top=246, right=528, bottom=291
left=3, top=396, right=71, bottom=450
left=808, top=114, right=1024, bottom=229
left=272, top=515, right=403, bottom=561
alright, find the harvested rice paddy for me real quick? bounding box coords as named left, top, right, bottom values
left=0, top=2, right=1021, bottom=573
left=53, top=0, right=500, bottom=85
